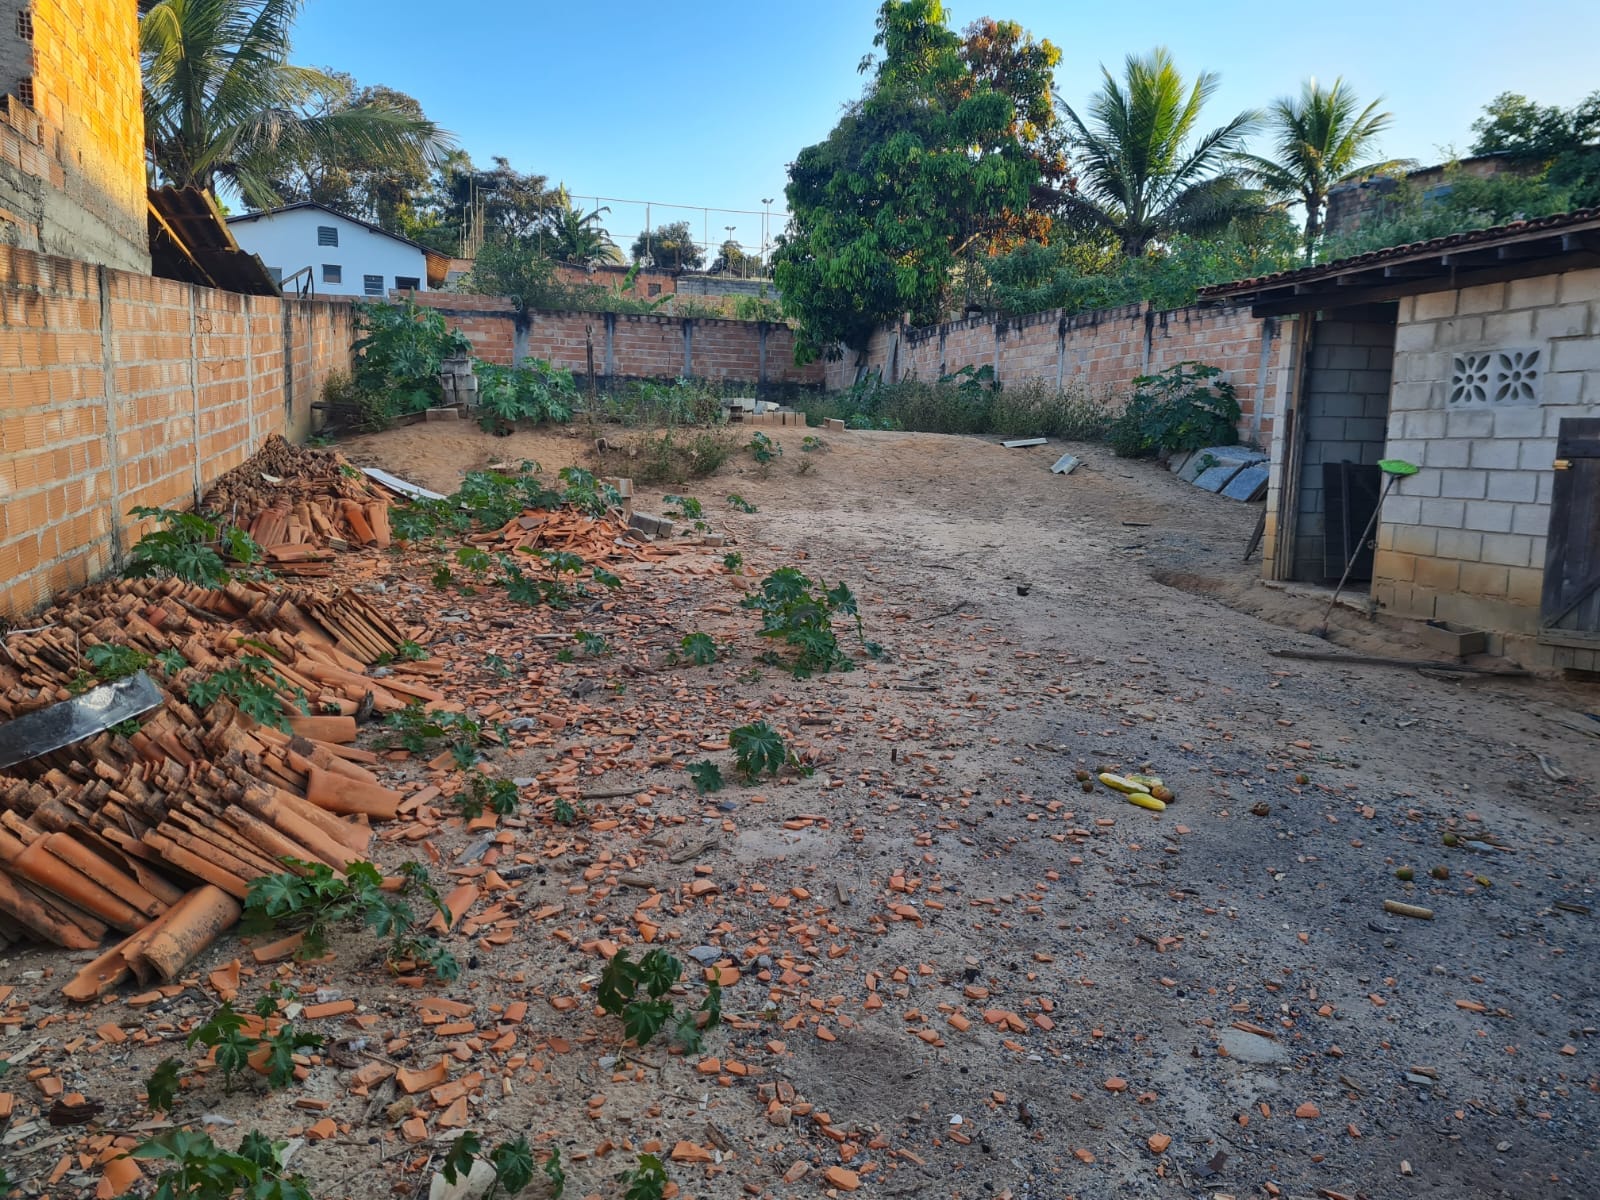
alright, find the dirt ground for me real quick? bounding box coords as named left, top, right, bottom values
left=4, top=424, right=1597, bottom=1200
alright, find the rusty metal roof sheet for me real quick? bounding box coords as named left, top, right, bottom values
left=148, top=186, right=281, bottom=296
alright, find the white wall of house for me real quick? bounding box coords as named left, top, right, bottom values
left=226, top=207, right=428, bottom=297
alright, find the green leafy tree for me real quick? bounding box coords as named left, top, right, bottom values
left=630, top=221, right=704, bottom=271
left=1058, top=47, right=1261, bottom=258
left=774, top=1, right=1057, bottom=358
left=1471, top=90, right=1600, bottom=160
left=1235, top=78, right=1406, bottom=259
left=1469, top=90, right=1600, bottom=209
left=140, top=0, right=452, bottom=208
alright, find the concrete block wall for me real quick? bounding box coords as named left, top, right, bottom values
left=405, top=293, right=823, bottom=389
left=1371, top=269, right=1600, bottom=664
left=1291, top=317, right=1397, bottom=580
left=822, top=302, right=1284, bottom=445
left=0, top=244, right=353, bottom=620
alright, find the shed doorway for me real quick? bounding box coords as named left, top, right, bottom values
left=1285, top=304, right=1398, bottom=584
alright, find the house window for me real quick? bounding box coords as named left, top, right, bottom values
left=394, top=276, right=420, bottom=292
left=363, top=274, right=385, bottom=296
left=322, top=264, right=341, bottom=284
left=317, top=225, right=339, bottom=246
left=647, top=283, right=661, bottom=297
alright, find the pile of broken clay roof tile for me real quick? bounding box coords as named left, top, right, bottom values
left=201, top=434, right=397, bottom=574
left=0, top=574, right=436, bottom=998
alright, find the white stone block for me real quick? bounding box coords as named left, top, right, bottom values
left=1556, top=267, right=1600, bottom=304
left=1435, top=527, right=1484, bottom=561
left=1457, top=283, right=1507, bottom=314
left=1551, top=336, right=1600, bottom=372
left=1414, top=291, right=1457, bottom=321
left=1508, top=275, right=1560, bottom=309
left=1483, top=310, right=1535, bottom=343
left=1519, top=437, right=1558, bottom=468
left=1394, top=324, right=1436, bottom=353
left=1492, top=407, right=1545, bottom=438
left=1403, top=408, right=1447, bottom=438
left=1439, top=468, right=1488, bottom=499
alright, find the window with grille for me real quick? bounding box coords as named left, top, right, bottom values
left=363, top=274, right=385, bottom=296
left=322, top=264, right=341, bottom=284
left=394, top=276, right=420, bottom=292
left=317, top=226, right=338, bottom=246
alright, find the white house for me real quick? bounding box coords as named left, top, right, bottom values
left=224, top=202, right=447, bottom=298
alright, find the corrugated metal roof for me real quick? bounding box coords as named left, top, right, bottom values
left=148, top=187, right=281, bottom=296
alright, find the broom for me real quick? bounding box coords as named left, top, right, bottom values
left=1315, top=458, right=1419, bottom=638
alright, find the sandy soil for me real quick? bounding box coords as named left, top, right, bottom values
left=4, top=425, right=1597, bottom=1200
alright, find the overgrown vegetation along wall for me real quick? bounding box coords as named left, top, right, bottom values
left=825, top=302, right=1287, bottom=445
left=0, top=244, right=354, bottom=619
left=406, top=292, right=824, bottom=389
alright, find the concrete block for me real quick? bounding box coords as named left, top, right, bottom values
left=1413, top=292, right=1457, bottom=321
left=1492, top=407, right=1545, bottom=438
left=1544, top=371, right=1589, bottom=405
left=1193, top=463, right=1244, bottom=493
left=1480, top=531, right=1533, bottom=568
left=1438, top=468, right=1488, bottom=499
left=1418, top=498, right=1465, bottom=528
left=1436, top=316, right=1485, bottom=347
left=424, top=407, right=459, bottom=422
left=1394, top=323, right=1436, bottom=353
left=1485, top=471, right=1538, bottom=504
left=1221, top=464, right=1268, bottom=501
left=1532, top=304, right=1590, bottom=339
left=1551, top=336, right=1600, bottom=372
left=1511, top=502, right=1551, bottom=537
left=1383, top=495, right=1423, bottom=527
left=1423, top=439, right=1471, bottom=468
left=1519, top=438, right=1558, bottom=469
left=1463, top=500, right=1515, bottom=534
left=1457, top=282, right=1507, bottom=314
left=1465, top=440, right=1518, bottom=471
left=1445, top=408, right=1495, bottom=438
left=1507, top=275, right=1559, bottom=309
left=824, top=418, right=846, bottom=431
left=1434, top=527, right=1484, bottom=562
left=1482, top=309, right=1534, bottom=343
left=1556, top=267, right=1600, bottom=303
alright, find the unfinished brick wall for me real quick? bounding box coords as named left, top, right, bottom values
left=0, top=244, right=353, bottom=620
left=406, top=293, right=823, bottom=389
left=824, top=302, right=1284, bottom=444
left=0, top=0, right=150, bottom=272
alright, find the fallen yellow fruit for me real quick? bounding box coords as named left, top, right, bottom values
left=1126, top=792, right=1166, bottom=812
left=1098, top=772, right=1150, bottom=794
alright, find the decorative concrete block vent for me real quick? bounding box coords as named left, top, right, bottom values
left=1449, top=348, right=1540, bottom=406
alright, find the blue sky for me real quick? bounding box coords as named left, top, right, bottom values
left=291, top=0, right=1599, bottom=257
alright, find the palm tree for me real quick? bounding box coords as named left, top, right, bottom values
left=544, top=192, right=624, bottom=268
left=141, top=0, right=452, bottom=208
left=1236, top=78, right=1407, bottom=260
left=1058, top=48, right=1261, bottom=258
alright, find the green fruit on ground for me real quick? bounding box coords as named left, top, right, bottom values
left=1431, top=865, right=1450, bottom=880
left=1395, top=866, right=1414, bottom=881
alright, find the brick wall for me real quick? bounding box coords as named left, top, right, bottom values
left=823, top=302, right=1285, bottom=444
left=406, top=293, right=823, bottom=390
left=1370, top=269, right=1600, bottom=662
left=0, top=0, right=149, bottom=272
left=0, top=244, right=353, bottom=619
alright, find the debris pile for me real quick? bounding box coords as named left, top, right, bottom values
left=467, top=506, right=682, bottom=562
left=201, top=435, right=399, bottom=571
left=0, top=575, right=421, bottom=985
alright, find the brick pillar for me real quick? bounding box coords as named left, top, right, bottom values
left=187, top=289, right=203, bottom=501
left=604, top=311, right=616, bottom=377
left=683, top=319, right=694, bottom=377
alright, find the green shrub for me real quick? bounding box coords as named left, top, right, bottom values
left=476, top=358, right=577, bottom=432
left=797, top=373, right=1112, bottom=441
left=1106, top=361, right=1240, bottom=458
left=350, top=297, right=472, bottom=426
